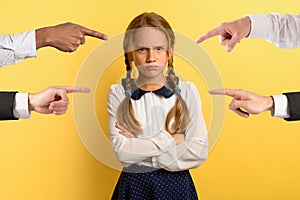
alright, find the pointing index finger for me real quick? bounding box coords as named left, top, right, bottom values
left=81, top=27, right=109, bottom=40
left=209, top=89, right=240, bottom=98
left=56, top=86, right=90, bottom=93
left=196, top=26, right=222, bottom=43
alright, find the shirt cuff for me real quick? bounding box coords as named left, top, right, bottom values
left=14, top=30, right=37, bottom=61
left=13, top=93, right=30, bottom=119
left=271, top=94, right=290, bottom=118
left=247, top=14, right=271, bottom=39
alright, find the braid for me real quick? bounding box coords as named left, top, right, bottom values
left=165, top=57, right=177, bottom=91
left=124, top=53, right=131, bottom=72
left=165, top=58, right=191, bottom=135
left=117, top=53, right=142, bottom=134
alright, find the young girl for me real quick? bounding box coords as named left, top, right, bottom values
left=107, top=12, right=208, bottom=200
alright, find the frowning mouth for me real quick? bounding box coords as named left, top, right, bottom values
left=137, top=63, right=165, bottom=70
left=146, top=65, right=158, bottom=70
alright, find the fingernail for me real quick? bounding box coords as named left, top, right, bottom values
left=225, top=45, right=232, bottom=52
left=103, top=35, right=109, bottom=40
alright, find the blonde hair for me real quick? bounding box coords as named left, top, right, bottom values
left=118, top=12, right=190, bottom=135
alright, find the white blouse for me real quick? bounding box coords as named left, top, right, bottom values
left=107, top=80, right=208, bottom=172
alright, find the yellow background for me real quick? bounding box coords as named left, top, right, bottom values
left=1, top=0, right=300, bottom=199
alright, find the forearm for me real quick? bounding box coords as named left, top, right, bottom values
left=265, top=92, right=300, bottom=121
left=0, top=92, right=18, bottom=120
left=283, top=92, right=300, bottom=121
left=0, top=30, right=36, bottom=67
left=156, top=138, right=208, bottom=171
left=248, top=14, right=300, bottom=48
left=155, top=116, right=208, bottom=171
left=271, top=94, right=290, bottom=118
left=155, top=82, right=208, bottom=171
left=109, top=113, right=175, bottom=164
left=13, top=93, right=30, bottom=119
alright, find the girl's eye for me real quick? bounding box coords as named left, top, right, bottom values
left=138, top=48, right=147, bottom=52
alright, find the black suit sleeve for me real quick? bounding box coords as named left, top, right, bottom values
left=283, top=92, right=300, bottom=121
left=0, top=92, right=18, bottom=120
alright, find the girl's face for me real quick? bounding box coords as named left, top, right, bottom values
left=131, top=27, right=173, bottom=81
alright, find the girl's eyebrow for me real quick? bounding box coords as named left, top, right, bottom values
left=134, top=44, right=167, bottom=48
left=134, top=45, right=148, bottom=49
left=154, top=45, right=166, bottom=48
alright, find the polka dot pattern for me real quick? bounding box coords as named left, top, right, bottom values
left=111, top=165, right=198, bottom=200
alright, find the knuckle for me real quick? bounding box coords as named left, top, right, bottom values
left=79, top=33, right=84, bottom=38
left=68, top=46, right=76, bottom=52
left=219, top=22, right=228, bottom=27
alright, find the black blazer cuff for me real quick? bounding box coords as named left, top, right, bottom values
left=0, top=92, right=19, bottom=120
left=283, top=92, right=300, bottom=121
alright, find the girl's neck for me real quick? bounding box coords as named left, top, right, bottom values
left=139, top=83, right=164, bottom=91
left=136, top=76, right=165, bottom=91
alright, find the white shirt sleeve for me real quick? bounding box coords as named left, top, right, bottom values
left=248, top=14, right=300, bottom=48
left=155, top=82, right=208, bottom=171
left=13, top=93, right=30, bottom=119
left=107, top=85, right=175, bottom=166
left=271, top=94, right=290, bottom=118
left=0, top=30, right=37, bottom=67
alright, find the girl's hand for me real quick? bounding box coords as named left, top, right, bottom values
left=115, top=123, right=137, bottom=138
left=171, top=133, right=185, bottom=145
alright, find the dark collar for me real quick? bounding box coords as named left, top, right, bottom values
left=131, top=86, right=174, bottom=100
left=121, top=78, right=176, bottom=100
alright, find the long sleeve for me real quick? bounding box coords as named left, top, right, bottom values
left=0, top=30, right=37, bottom=67
left=13, top=93, right=30, bottom=119
left=283, top=92, right=300, bottom=121
left=248, top=14, right=300, bottom=48
left=155, top=82, right=208, bottom=171
left=0, top=92, right=18, bottom=120
left=107, top=85, right=175, bottom=166
left=272, top=93, right=300, bottom=121
left=272, top=94, right=290, bottom=118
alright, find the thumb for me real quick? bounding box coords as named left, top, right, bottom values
left=56, top=88, right=69, bottom=102
left=229, top=99, right=247, bottom=111
left=229, top=100, right=250, bottom=118
left=225, top=34, right=241, bottom=52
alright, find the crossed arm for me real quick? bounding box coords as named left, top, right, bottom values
left=107, top=83, right=208, bottom=171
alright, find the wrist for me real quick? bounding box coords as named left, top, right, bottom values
left=266, top=96, right=274, bottom=112
left=35, top=27, right=52, bottom=49
left=243, top=16, right=251, bottom=38
left=28, top=93, right=35, bottom=112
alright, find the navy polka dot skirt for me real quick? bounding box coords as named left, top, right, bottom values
left=111, top=165, right=198, bottom=200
